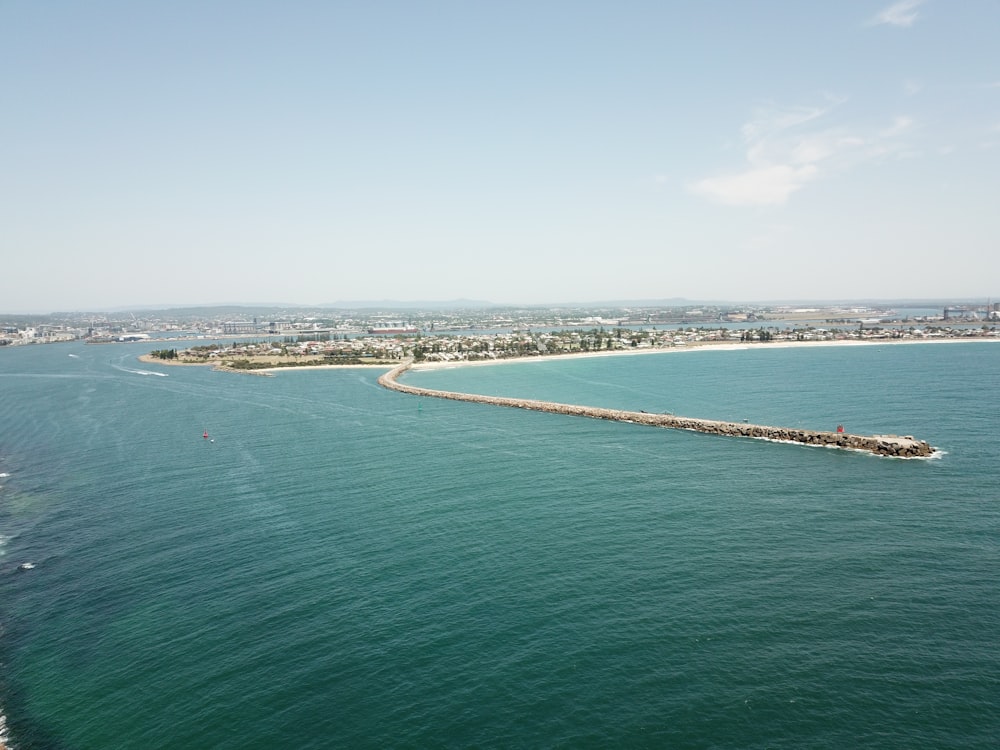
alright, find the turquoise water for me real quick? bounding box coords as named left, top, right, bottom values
left=1, top=341, right=998, bottom=748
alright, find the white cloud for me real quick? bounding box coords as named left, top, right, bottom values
left=869, top=0, right=925, bottom=28
left=740, top=102, right=833, bottom=143
left=787, top=133, right=864, bottom=165
left=689, top=102, right=915, bottom=207
left=691, top=165, right=817, bottom=206
left=881, top=116, right=914, bottom=137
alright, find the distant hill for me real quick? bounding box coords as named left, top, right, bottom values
left=323, top=299, right=496, bottom=310
left=23, top=296, right=981, bottom=319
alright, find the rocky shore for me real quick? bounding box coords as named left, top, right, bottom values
left=378, top=361, right=934, bottom=458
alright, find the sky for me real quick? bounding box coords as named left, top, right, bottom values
left=2, top=0, right=999, bottom=312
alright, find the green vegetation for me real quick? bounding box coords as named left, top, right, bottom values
left=223, top=357, right=396, bottom=370
left=740, top=328, right=773, bottom=342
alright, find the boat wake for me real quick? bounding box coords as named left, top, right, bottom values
left=754, top=435, right=942, bottom=459
left=0, top=711, right=10, bottom=750
left=113, top=366, right=168, bottom=377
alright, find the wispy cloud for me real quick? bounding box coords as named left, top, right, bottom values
left=868, top=0, right=925, bottom=28
left=691, top=165, right=818, bottom=207
left=689, top=101, right=915, bottom=207
left=880, top=116, right=914, bottom=137
left=740, top=102, right=832, bottom=143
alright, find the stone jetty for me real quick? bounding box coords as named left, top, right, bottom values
left=378, top=361, right=934, bottom=458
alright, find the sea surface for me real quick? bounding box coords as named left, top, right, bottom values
left=0, top=340, right=998, bottom=749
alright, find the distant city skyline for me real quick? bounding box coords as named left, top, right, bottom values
left=2, top=1, right=998, bottom=313
left=3, top=297, right=993, bottom=320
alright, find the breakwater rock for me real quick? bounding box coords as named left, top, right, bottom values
left=378, top=362, right=934, bottom=458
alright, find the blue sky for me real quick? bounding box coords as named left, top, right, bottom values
left=2, top=1, right=998, bottom=312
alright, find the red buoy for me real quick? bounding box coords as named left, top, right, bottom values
left=203, top=430, right=209, bottom=439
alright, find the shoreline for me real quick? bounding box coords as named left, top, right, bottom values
left=137, top=336, right=998, bottom=374
left=408, top=336, right=999, bottom=371
left=136, top=354, right=397, bottom=371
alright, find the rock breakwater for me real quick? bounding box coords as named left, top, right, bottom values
left=378, top=362, right=934, bottom=458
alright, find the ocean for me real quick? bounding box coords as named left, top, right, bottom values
left=1, top=340, right=998, bottom=748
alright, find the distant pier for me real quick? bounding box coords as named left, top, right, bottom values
left=378, top=361, right=934, bottom=458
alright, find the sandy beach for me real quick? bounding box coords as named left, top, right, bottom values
left=137, top=336, right=998, bottom=374
left=407, top=336, right=1000, bottom=372
left=136, top=353, right=398, bottom=370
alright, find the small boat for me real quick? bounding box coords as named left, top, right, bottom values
left=17, top=562, right=35, bottom=571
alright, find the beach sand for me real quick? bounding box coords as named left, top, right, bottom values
left=136, top=353, right=397, bottom=370
left=408, top=336, right=999, bottom=371
left=136, top=336, right=998, bottom=374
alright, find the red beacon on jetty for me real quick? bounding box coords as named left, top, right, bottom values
left=836, top=424, right=844, bottom=433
